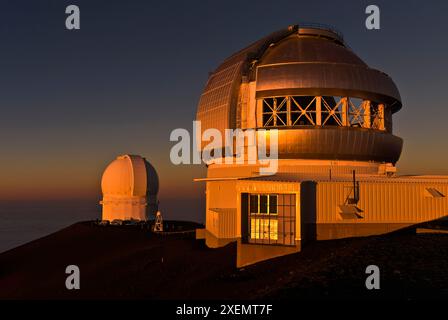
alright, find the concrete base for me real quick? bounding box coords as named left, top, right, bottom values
left=203, top=223, right=425, bottom=267
left=204, top=230, right=236, bottom=248
left=237, top=240, right=301, bottom=268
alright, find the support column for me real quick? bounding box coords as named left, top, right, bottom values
left=316, top=96, right=322, bottom=126
left=256, top=99, right=263, bottom=127
left=363, top=100, right=371, bottom=128
left=378, top=103, right=385, bottom=130
left=287, top=96, right=292, bottom=126
left=273, top=98, right=277, bottom=126
left=341, top=97, right=349, bottom=126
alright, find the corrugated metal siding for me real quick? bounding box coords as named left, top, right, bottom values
left=317, top=181, right=448, bottom=223
left=206, top=181, right=238, bottom=238
left=205, top=208, right=238, bottom=238
left=216, top=208, right=237, bottom=238
left=196, top=62, right=242, bottom=137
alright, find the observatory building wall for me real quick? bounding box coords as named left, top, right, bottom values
left=314, top=179, right=448, bottom=239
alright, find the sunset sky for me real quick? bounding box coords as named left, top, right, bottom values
left=1, top=0, right=448, bottom=213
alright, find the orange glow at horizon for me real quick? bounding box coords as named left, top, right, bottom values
left=0, top=153, right=206, bottom=202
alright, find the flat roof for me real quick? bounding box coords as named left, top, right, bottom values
left=195, top=173, right=448, bottom=184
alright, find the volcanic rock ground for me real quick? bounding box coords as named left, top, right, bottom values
left=0, top=221, right=447, bottom=300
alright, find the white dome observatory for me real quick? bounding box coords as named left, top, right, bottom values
left=101, top=154, right=159, bottom=221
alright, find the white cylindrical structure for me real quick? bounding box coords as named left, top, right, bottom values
left=101, top=154, right=158, bottom=221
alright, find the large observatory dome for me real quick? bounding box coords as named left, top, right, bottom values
left=196, top=24, right=403, bottom=164
left=195, top=24, right=448, bottom=267
left=101, top=155, right=159, bottom=221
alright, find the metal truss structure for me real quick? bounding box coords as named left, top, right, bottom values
left=260, top=96, right=386, bottom=130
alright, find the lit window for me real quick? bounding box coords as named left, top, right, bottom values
left=246, top=193, right=296, bottom=246
left=251, top=218, right=278, bottom=240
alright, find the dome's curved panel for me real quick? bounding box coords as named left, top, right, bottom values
left=269, top=128, right=403, bottom=163
left=127, top=155, right=148, bottom=197
left=144, top=160, right=159, bottom=196
left=255, top=34, right=401, bottom=110
left=101, top=155, right=134, bottom=196
left=256, top=63, right=401, bottom=108
left=259, top=36, right=367, bottom=66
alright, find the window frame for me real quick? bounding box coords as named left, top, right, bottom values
left=247, top=193, right=296, bottom=246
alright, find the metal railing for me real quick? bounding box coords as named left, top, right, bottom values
left=298, top=22, right=345, bottom=40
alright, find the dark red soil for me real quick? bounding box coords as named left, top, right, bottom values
left=0, top=221, right=447, bottom=300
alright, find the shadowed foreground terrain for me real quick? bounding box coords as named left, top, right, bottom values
left=0, top=221, right=447, bottom=300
